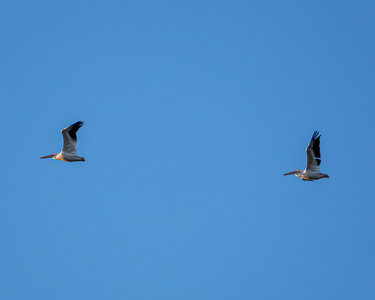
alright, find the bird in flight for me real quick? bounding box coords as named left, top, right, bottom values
left=40, top=121, right=85, bottom=162
left=283, top=131, right=329, bottom=181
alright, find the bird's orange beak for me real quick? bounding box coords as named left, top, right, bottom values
left=40, top=154, right=56, bottom=159
left=283, top=170, right=300, bottom=176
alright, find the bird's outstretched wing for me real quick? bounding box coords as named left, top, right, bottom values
left=61, top=121, right=84, bottom=154
left=305, top=130, right=321, bottom=172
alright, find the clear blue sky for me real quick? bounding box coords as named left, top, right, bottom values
left=1, top=0, right=374, bottom=299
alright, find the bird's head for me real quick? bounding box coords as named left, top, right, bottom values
left=40, top=153, right=58, bottom=159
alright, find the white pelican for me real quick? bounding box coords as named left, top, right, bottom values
left=283, top=131, right=329, bottom=181
left=40, top=121, right=85, bottom=162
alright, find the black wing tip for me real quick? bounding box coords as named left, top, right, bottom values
left=312, top=130, right=321, bottom=140
left=73, top=121, right=84, bottom=127
left=67, top=121, right=84, bottom=141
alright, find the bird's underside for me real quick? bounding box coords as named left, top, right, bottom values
left=54, top=152, right=85, bottom=162
left=296, top=172, right=327, bottom=181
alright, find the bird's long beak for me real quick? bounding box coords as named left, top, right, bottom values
left=283, top=170, right=300, bottom=176
left=40, top=154, right=55, bottom=159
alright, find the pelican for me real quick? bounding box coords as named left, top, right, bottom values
left=283, top=131, right=329, bottom=181
left=40, top=121, right=85, bottom=162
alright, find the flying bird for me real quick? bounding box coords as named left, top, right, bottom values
left=40, top=121, right=85, bottom=162
left=283, top=131, right=329, bottom=181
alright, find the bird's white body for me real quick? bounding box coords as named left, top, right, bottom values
left=53, top=152, right=85, bottom=162
left=293, top=170, right=328, bottom=181
left=41, top=121, right=85, bottom=162
left=283, top=131, right=329, bottom=181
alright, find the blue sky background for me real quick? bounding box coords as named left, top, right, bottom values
left=1, top=0, right=374, bottom=299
